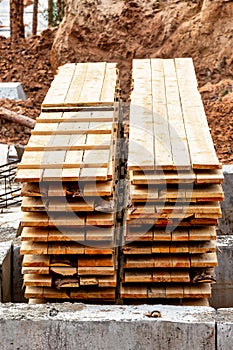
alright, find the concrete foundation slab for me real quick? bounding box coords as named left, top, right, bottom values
left=12, top=244, right=26, bottom=303
left=216, top=308, right=233, bottom=350
left=0, top=241, right=12, bottom=302
left=0, top=304, right=216, bottom=350
left=210, top=236, right=233, bottom=308
left=219, top=165, right=233, bottom=234
left=0, top=82, right=26, bottom=100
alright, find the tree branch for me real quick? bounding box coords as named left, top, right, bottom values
left=0, top=107, right=36, bottom=129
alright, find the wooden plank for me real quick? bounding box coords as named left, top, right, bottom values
left=163, top=59, right=191, bottom=170
left=42, top=287, right=69, bottom=299
left=196, top=170, right=224, bottom=184
left=79, top=62, right=106, bottom=104
left=121, top=285, right=147, bottom=298
left=147, top=285, right=166, bottom=298
left=85, top=227, right=114, bottom=241
left=25, top=286, right=44, bottom=299
left=21, top=212, right=49, bottom=227
left=123, top=245, right=152, bottom=255
left=47, top=242, right=85, bottom=255
left=175, top=58, right=221, bottom=169
left=16, top=169, right=42, bottom=182
left=21, top=227, right=49, bottom=242
left=189, top=241, right=216, bottom=254
left=151, top=59, right=174, bottom=169
left=21, top=182, right=46, bottom=197
left=170, top=270, right=190, bottom=282
left=100, top=63, right=118, bottom=103
left=20, top=241, right=48, bottom=255
left=183, top=284, right=211, bottom=298
left=48, top=213, right=85, bottom=227
left=86, top=213, right=114, bottom=227
left=84, top=247, right=113, bottom=255
left=21, top=197, right=45, bottom=212
left=79, top=277, right=98, bottom=286
left=98, top=274, right=117, bottom=287
left=166, top=285, right=184, bottom=298
left=130, top=185, right=159, bottom=201
left=128, top=59, right=155, bottom=170
left=152, top=270, right=171, bottom=283
left=70, top=288, right=115, bottom=300
left=50, top=267, right=77, bottom=276
left=189, top=227, right=216, bottom=241
left=77, top=266, right=115, bottom=276
left=49, top=228, right=85, bottom=241
left=42, top=63, right=76, bottom=107
left=171, top=228, right=189, bottom=241
left=124, top=271, right=153, bottom=283
left=62, top=109, right=115, bottom=122
left=125, top=228, right=154, bottom=242
left=131, top=170, right=196, bottom=185
left=64, top=63, right=88, bottom=105
left=22, top=266, right=50, bottom=275
left=78, top=256, right=114, bottom=267
left=190, top=252, right=218, bottom=267
left=23, top=274, right=52, bottom=287
left=21, top=227, right=86, bottom=242
left=22, top=255, right=50, bottom=267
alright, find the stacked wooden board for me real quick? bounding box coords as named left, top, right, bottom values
left=16, top=62, right=120, bottom=302
left=121, top=58, right=224, bottom=304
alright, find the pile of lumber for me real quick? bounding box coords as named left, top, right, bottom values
left=121, top=58, right=224, bottom=304
left=17, top=58, right=223, bottom=305
left=17, top=62, right=120, bottom=302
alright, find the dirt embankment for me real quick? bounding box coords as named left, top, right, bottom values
left=0, top=29, right=55, bottom=144
left=0, top=0, right=233, bottom=163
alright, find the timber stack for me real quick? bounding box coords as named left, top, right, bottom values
left=121, top=58, right=223, bottom=305
left=16, top=58, right=223, bottom=305
left=17, top=62, right=120, bottom=302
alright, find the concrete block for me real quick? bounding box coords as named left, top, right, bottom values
left=12, top=244, right=26, bottom=303
left=0, top=241, right=12, bottom=302
left=0, top=82, right=26, bottom=100
left=210, top=236, right=233, bottom=308
left=219, top=165, right=233, bottom=234
left=0, top=304, right=216, bottom=350
left=216, top=308, right=233, bottom=350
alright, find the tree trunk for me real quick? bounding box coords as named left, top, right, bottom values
left=32, top=0, right=39, bottom=35
left=19, top=0, right=25, bottom=38
left=0, top=108, right=36, bottom=129
left=10, top=0, right=24, bottom=44
left=48, top=0, right=54, bottom=27
left=57, top=0, right=64, bottom=23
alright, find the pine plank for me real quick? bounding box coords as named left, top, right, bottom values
left=78, top=256, right=114, bottom=267
left=175, top=58, right=221, bottom=170
left=163, top=59, right=191, bottom=169
left=42, top=63, right=76, bottom=107
left=183, top=284, right=211, bottom=298
left=151, top=59, right=174, bottom=169
left=24, top=274, right=52, bottom=287
left=77, top=266, right=115, bottom=276
left=22, top=266, right=50, bottom=275
left=70, top=288, right=115, bottom=300
left=147, top=285, right=166, bottom=298
left=100, top=63, right=118, bottom=103
left=22, top=255, right=50, bottom=267
left=78, top=62, right=106, bottom=104
left=64, top=63, right=88, bottom=105
left=190, top=252, right=218, bottom=267
left=121, top=285, right=148, bottom=298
